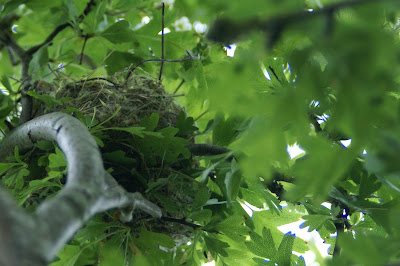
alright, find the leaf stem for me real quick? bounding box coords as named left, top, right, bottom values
left=159, top=2, right=165, bottom=81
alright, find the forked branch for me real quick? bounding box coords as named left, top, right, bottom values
left=0, top=113, right=161, bottom=265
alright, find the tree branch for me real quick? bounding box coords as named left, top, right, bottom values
left=125, top=51, right=199, bottom=82
left=0, top=0, right=98, bottom=124
left=161, top=216, right=202, bottom=229
left=0, top=112, right=161, bottom=265
left=186, top=144, right=231, bottom=157
left=207, top=0, right=392, bottom=44
left=26, top=23, right=71, bottom=56
left=27, top=0, right=97, bottom=56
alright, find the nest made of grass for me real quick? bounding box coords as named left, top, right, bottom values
left=34, top=75, right=183, bottom=128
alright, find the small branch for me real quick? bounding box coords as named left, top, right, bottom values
left=173, top=79, right=185, bottom=94
left=26, top=23, right=70, bottom=56
left=79, top=0, right=97, bottom=21
left=27, top=0, right=97, bottom=56
left=309, top=114, right=322, bottom=132
left=165, top=168, right=207, bottom=187
left=161, top=216, right=202, bottom=229
left=0, top=34, right=31, bottom=80
left=69, top=77, right=119, bottom=87
left=105, top=7, right=144, bottom=16
left=7, top=47, right=19, bottom=66
left=194, top=110, right=208, bottom=121
left=125, top=51, right=199, bottom=82
left=268, top=66, right=281, bottom=83
left=79, top=34, right=89, bottom=65
left=19, top=91, right=33, bottom=124
left=333, top=210, right=345, bottom=258
left=158, top=2, right=165, bottom=81
left=186, top=144, right=231, bottom=157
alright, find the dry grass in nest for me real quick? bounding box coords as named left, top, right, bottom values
left=34, top=75, right=183, bottom=128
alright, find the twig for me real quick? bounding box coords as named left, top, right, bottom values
left=0, top=34, right=31, bottom=80
left=79, top=34, right=89, bottom=65
left=26, top=0, right=97, bottom=56
left=125, top=51, right=198, bottom=82
left=333, top=210, right=345, bottom=259
left=158, top=2, right=165, bottom=81
left=0, top=0, right=98, bottom=124
left=268, top=66, right=281, bottom=83
left=166, top=168, right=207, bottom=187
left=173, top=79, right=185, bottom=94
left=161, top=216, right=202, bottom=229
left=27, top=23, right=71, bottom=56
left=309, top=114, right=322, bottom=132
left=7, top=47, right=19, bottom=66
left=67, top=77, right=119, bottom=87
left=194, top=110, right=208, bottom=122
left=79, top=0, right=96, bottom=21
left=105, top=7, right=144, bottom=16
left=186, top=144, right=231, bottom=157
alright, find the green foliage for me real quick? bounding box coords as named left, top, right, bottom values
left=1, top=0, right=400, bottom=265
left=246, top=227, right=300, bottom=265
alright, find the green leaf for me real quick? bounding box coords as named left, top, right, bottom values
left=176, top=111, right=198, bottom=135
left=140, top=229, right=176, bottom=249
left=0, top=75, right=12, bottom=92
left=28, top=91, right=71, bottom=108
left=204, top=234, right=230, bottom=257
left=246, top=228, right=277, bottom=260
left=192, top=187, right=211, bottom=211
left=13, top=145, right=23, bottom=163
left=34, top=140, right=55, bottom=151
left=100, top=20, right=135, bottom=43
left=140, top=113, right=159, bottom=131
left=105, top=126, right=163, bottom=138
left=359, top=174, right=381, bottom=198
left=74, top=215, right=110, bottom=242
left=214, top=215, right=248, bottom=242
left=0, top=163, right=21, bottom=176
left=28, top=46, right=49, bottom=76
left=146, top=177, right=170, bottom=193
left=241, top=182, right=281, bottom=215
left=300, top=215, right=329, bottom=231
left=140, top=126, right=190, bottom=163
left=103, top=150, right=136, bottom=165
left=98, top=246, right=125, bottom=266
left=277, top=233, right=295, bottom=265
left=212, top=115, right=241, bottom=147
left=189, top=209, right=212, bottom=223
left=48, top=148, right=67, bottom=169
left=15, top=168, right=29, bottom=189
left=104, top=50, right=143, bottom=75
left=224, top=160, right=241, bottom=204
left=50, top=244, right=81, bottom=266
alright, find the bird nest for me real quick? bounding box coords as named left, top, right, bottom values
left=33, top=75, right=182, bottom=128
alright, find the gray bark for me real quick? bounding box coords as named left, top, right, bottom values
left=0, top=112, right=161, bottom=265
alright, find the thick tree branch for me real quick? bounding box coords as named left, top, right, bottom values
left=207, top=0, right=393, bottom=44
left=0, top=112, right=161, bottom=265
left=0, top=33, right=33, bottom=124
